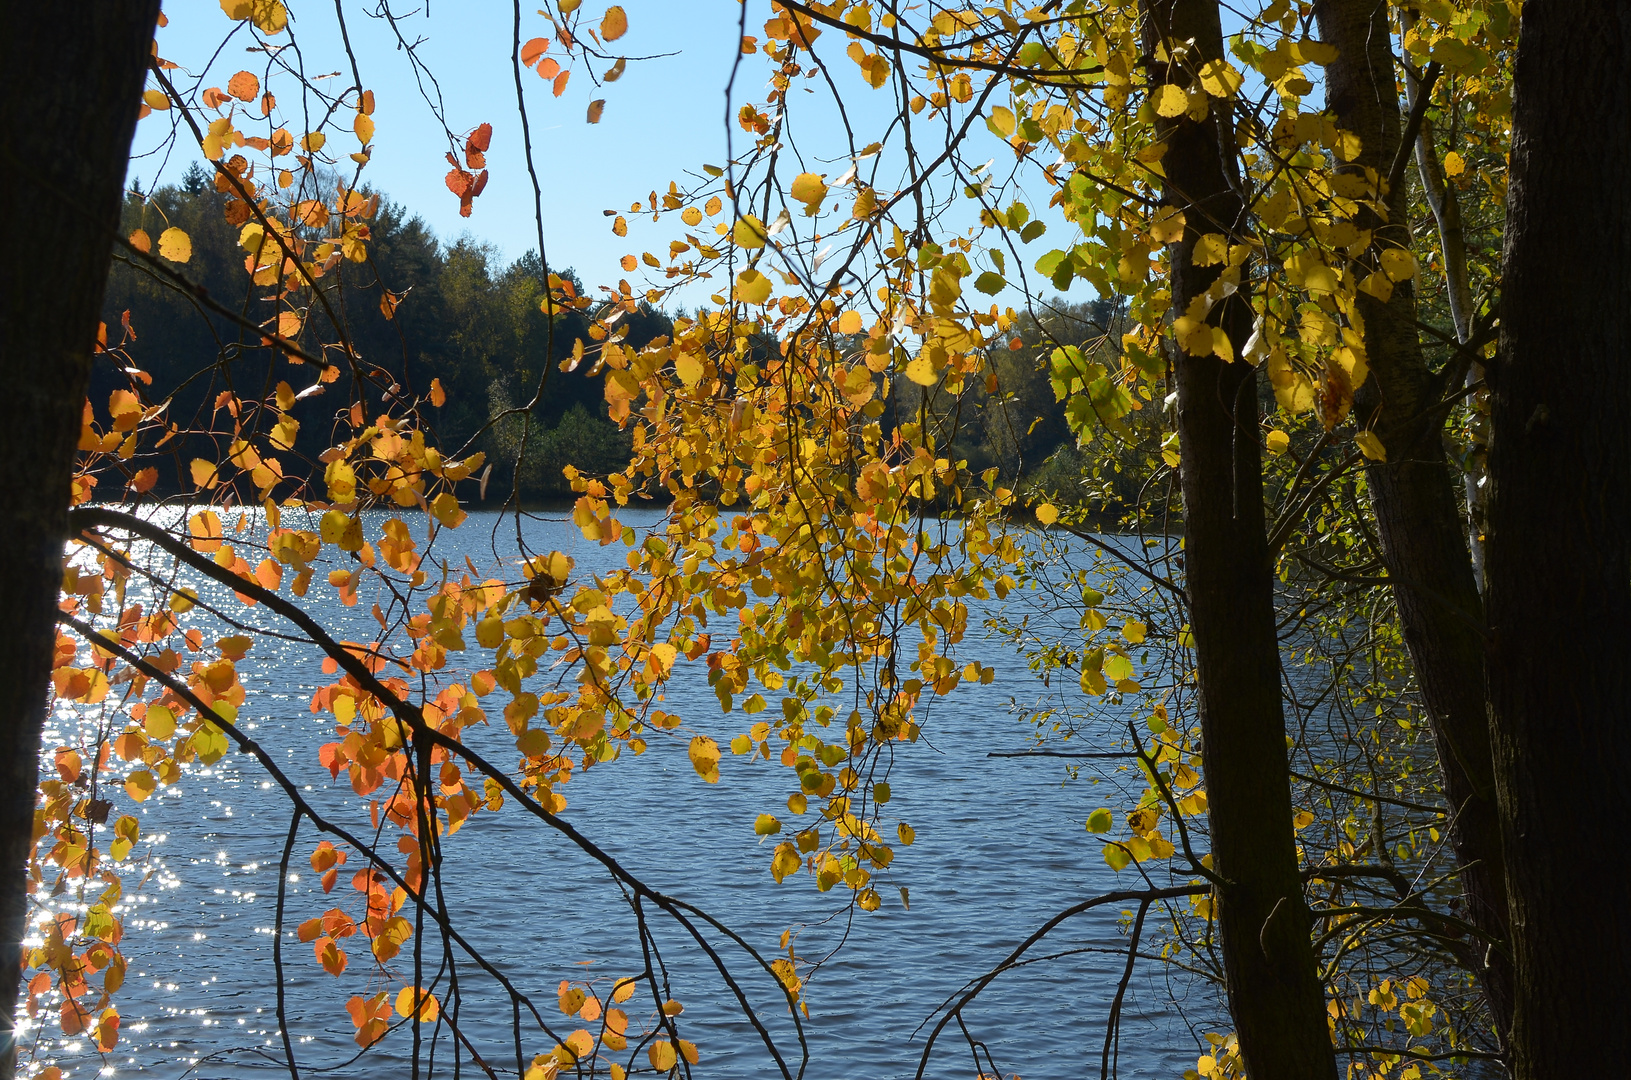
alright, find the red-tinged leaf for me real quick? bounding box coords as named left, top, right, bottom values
left=467, top=122, right=493, bottom=153
left=537, top=57, right=561, bottom=80
left=553, top=70, right=570, bottom=97
left=445, top=169, right=473, bottom=198
left=429, top=378, right=447, bottom=407
left=129, top=468, right=158, bottom=493
left=227, top=70, right=260, bottom=102
left=587, top=99, right=605, bottom=124
left=202, top=86, right=229, bottom=108
left=471, top=170, right=489, bottom=197
left=521, top=37, right=550, bottom=67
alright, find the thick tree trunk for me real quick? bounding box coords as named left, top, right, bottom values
left=1142, top=3, right=1337, bottom=1077
left=1312, top=0, right=1514, bottom=1042
left=0, top=5, right=163, bottom=1073
left=1485, top=5, right=1631, bottom=1078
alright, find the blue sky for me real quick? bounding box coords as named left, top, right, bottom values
left=136, top=2, right=799, bottom=295
left=135, top=1, right=1079, bottom=313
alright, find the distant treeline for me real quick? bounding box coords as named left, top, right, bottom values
left=105, top=165, right=1141, bottom=509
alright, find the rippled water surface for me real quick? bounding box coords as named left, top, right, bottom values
left=34, top=510, right=1211, bottom=1079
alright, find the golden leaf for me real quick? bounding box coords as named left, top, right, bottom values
left=732, top=215, right=767, bottom=249
left=1153, top=84, right=1189, bottom=118
left=158, top=227, right=192, bottom=263
left=734, top=268, right=772, bottom=305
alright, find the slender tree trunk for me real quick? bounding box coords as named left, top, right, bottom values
left=1142, top=3, right=1336, bottom=1076
left=1312, top=0, right=1514, bottom=1043
left=0, top=5, right=163, bottom=1073
left=1397, top=5, right=1488, bottom=591
left=1485, top=5, right=1631, bottom=1078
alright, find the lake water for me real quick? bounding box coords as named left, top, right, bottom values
left=30, top=509, right=1212, bottom=1079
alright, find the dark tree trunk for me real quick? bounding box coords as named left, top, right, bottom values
left=1485, top=4, right=1631, bottom=1078
left=1312, top=0, right=1514, bottom=1041
left=0, top=4, right=163, bottom=1072
left=1143, top=3, right=1337, bottom=1077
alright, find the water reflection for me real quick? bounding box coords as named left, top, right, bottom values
left=31, top=510, right=1205, bottom=1078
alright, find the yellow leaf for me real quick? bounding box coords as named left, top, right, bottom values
left=1035, top=503, right=1059, bottom=526
left=395, top=986, right=439, bottom=1022
left=1358, top=271, right=1394, bottom=303
left=1149, top=207, right=1186, bottom=243
left=431, top=492, right=466, bottom=528
left=648, top=1041, right=677, bottom=1071
left=903, top=355, right=937, bottom=386
left=790, top=172, right=827, bottom=207
left=674, top=352, right=705, bottom=387
left=1153, top=84, right=1189, bottom=117
left=158, top=227, right=192, bottom=263
left=837, top=310, right=862, bottom=335
left=125, top=770, right=157, bottom=802
left=688, top=735, right=720, bottom=783
left=1443, top=151, right=1466, bottom=177
left=1294, top=38, right=1340, bottom=65
left=1355, top=430, right=1387, bottom=462
left=142, top=89, right=170, bottom=111
left=144, top=705, right=177, bottom=741
left=1380, top=248, right=1417, bottom=282
left=1265, top=429, right=1291, bottom=456
left=354, top=113, right=375, bottom=145
left=601, top=5, right=628, bottom=41
left=1192, top=233, right=1228, bottom=266
left=732, top=216, right=767, bottom=249
left=734, top=268, right=772, bottom=305
left=302, top=131, right=326, bottom=152
left=1198, top=60, right=1243, bottom=98
left=754, top=814, right=781, bottom=836
left=189, top=458, right=219, bottom=489
left=1086, top=808, right=1113, bottom=833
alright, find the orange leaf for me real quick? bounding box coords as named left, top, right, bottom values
left=128, top=229, right=151, bottom=254
left=587, top=99, right=605, bottom=124
left=601, top=5, right=628, bottom=41
left=521, top=37, right=550, bottom=67
left=553, top=70, right=570, bottom=97
left=227, top=70, right=260, bottom=102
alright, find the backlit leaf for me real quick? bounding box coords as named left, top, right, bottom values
left=158, top=227, right=192, bottom=263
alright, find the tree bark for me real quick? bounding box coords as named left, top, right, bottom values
left=1143, top=3, right=1337, bottom=1077
left=0, top=5, right=163, bottom=1073
left=1312, top=0, right=1513, bottom=1042
left=1485, top=4, right=1631, bottom=1078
